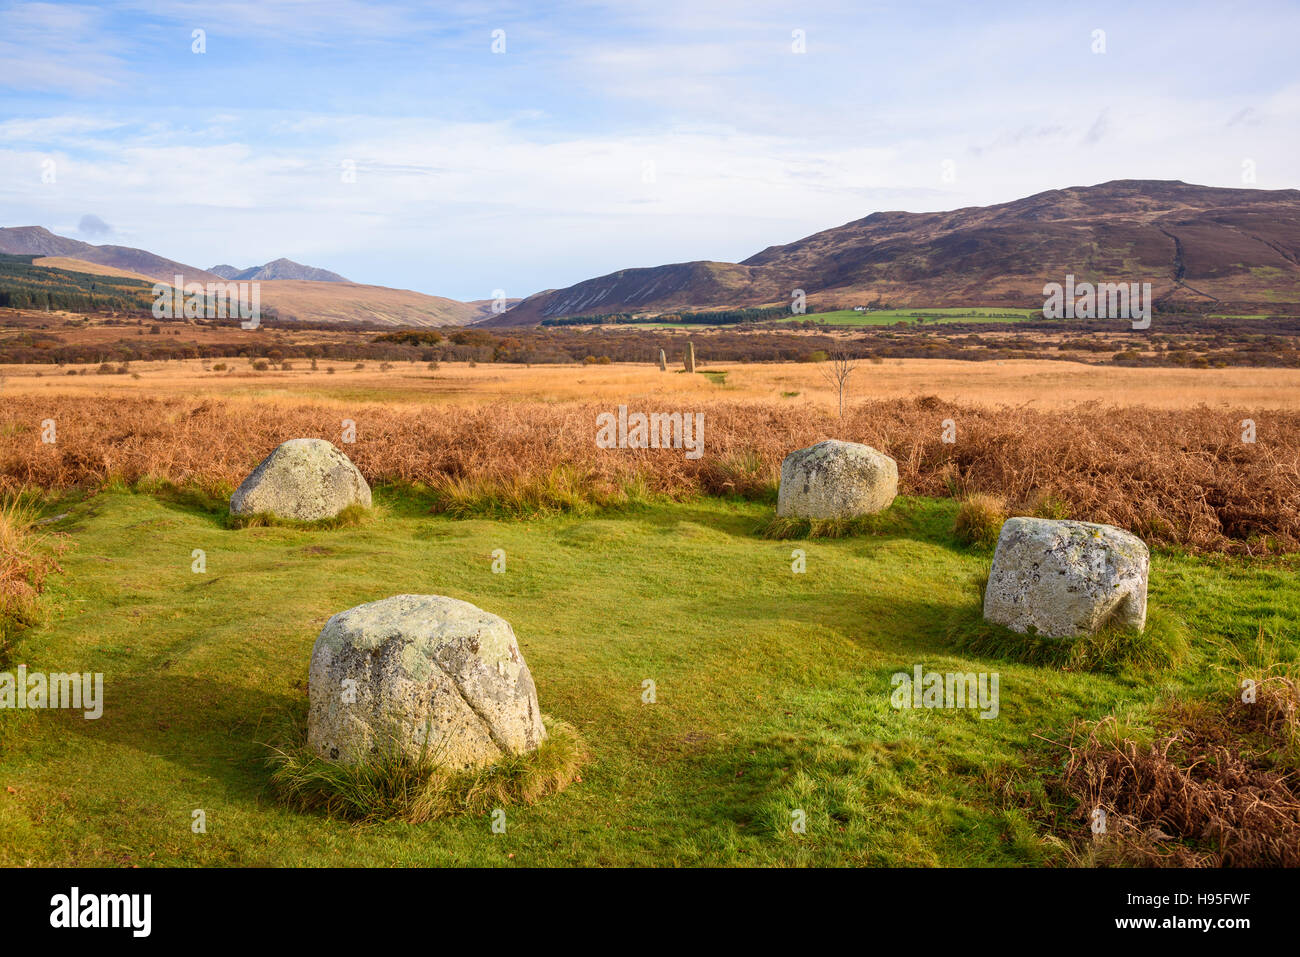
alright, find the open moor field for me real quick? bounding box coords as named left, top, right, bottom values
left=1, top=389, right=1296, bottom=555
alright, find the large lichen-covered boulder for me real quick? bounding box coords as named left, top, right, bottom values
left=983, top=517, right=1149, bottom=639
left=307, top=594, right=546, bottom=769
left=776, top=439, right=898, bottom=519
left=229, top=438, right=371, bottom=521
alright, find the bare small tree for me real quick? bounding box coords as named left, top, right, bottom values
left=819, top=348, right=857, bottom=419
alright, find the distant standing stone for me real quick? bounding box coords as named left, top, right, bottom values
left=685, top=341, right=696, bottom=373
left=657, top=348, right=667, bottom=371
left=983, top=518, right=1149, bottom=639
left=776, top=439, right=898, bottom=519
left=308, top=594, right=547, bottom=769
left=229, top=438, right=371, bottom=521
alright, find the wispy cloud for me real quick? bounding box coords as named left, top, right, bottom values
left=3, top=1, right=1299, bottom=299
left=0, top=2, right=129, bottom=93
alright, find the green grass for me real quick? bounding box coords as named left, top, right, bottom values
left=0, top=489, right=1296, bottom=866
left=601, top=307, right=1041, bottom=329
left=796, top=307, right=1040, bottom=327
left=755, top=500, right=927, bottom=540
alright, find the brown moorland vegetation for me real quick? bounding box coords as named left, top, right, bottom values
left=0, top=497, right=65, bottom=661
left=1057, top=674, right=1300, bottom=867
left=3, top=309, right=1300, bottom=369
left=5, top=349, right=1300, bottom=412
left=2, top=394, right=1296, bottom=554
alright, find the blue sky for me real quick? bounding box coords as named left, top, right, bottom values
left=2, top=0, right=1298, bottom=300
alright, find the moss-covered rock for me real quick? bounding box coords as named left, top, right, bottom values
left=776, top=439, right=898, bottom=520
left=983, top=517, right=1149, bottom=639
left=229, top=438, right=371, bottom=521
left=307, top=594, right=546, bottom=770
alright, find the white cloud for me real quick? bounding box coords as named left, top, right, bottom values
left=3, top=2, right=1299, bottom=298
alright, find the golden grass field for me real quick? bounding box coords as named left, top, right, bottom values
left=4, top=354, right=1298, bottom=554
left=5, top=356, right=1300, bottom=411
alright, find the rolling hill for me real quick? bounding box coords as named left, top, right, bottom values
left=26, top=258, right=477, bottom=326
left=251, top=279, right=477, bottom=326
left=1, top=228, right=479, bottom=326
left=0, top=226, right=224, bottom=284
left=487, top=180, right=1300, bottom=326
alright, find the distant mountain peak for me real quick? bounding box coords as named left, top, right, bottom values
left=206, top=258, right=349, bottom=283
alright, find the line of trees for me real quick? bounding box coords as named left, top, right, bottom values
left=0, top=256, right=154, bottom=313
left=3, top=313, right=1298, bottom=368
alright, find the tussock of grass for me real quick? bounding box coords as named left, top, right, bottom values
left=951, top=493, right=1007, bottom=549
left=946, top=573, right=1189, bottom=673
left=951, top=491, right=1070, bottom=551
left=1019, top=488, right=1071, bottom=521
left=1213, top=620, right=1298, bottom=684
left=226, top=502, right=373, bottom=531
left=265, top=717, right=589, bottom=823
left=0, top=496, right=66, bottom=661
left=697, top=451, right=775, bottom=501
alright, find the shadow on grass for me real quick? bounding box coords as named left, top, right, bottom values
left=751, top=497, right=981, bottom=558
left=41, top=669, right=589, bottom=826
left=131, top=479, right=987, bottom=562
left=133, top=480, right=379, bottom=533
left=628, top=501, right=771, bottom=539
left=676, top=586, right=966, bottom=660
left=27, top=673, right=302, bottom=794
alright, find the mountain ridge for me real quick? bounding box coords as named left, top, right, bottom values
left=209, top=258, right=350, bottom=282
left=0, top=226, right=224, bottom=284
left=485, top=179, right=1300, bottom=326
left=0, top=227, right=477, bottom=326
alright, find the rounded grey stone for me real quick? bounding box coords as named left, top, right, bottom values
left=983, top=517, right=1149, bottom=639
left=307, top=594, right=546, bottom=769
left=776, top=439, right=898, bottom=519
left=229, top=438, right=371, bottom=521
